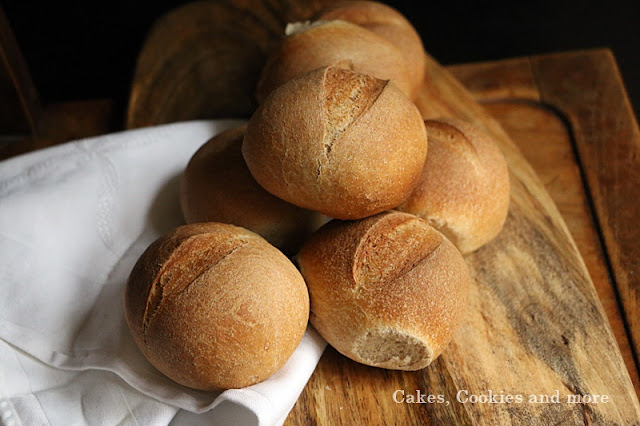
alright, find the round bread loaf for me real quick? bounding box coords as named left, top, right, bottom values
left=243, top=65, right=428, bottom=220
left=398, top=118, right=510, bottom=254
left=297, top=211, right=470, bottom=370
left=124, top=222, right=309, bottom=391
left=180, top=125, right=328, bottom=255
left=316, top=1, right=426, bottom=98
left=256, top=19, right=414, bottom=103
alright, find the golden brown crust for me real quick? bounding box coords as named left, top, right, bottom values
left=256, top=19, right=414, bottom=103
left=316, top=1, right=426, bottom=97
left=179, top=125, right=327, bottom=255
left=124, top=223, right=309, bottom=391
left=297, top=211, right=471, bottom=370
left=243, top=66, right=428, bottom=220
left=398, top=118, right=511, bottom=254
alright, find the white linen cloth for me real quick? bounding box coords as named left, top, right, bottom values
left=0, top=120, right=327, bottom=426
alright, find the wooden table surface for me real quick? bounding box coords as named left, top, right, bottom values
left=448, top=49, right=640, bottom=398
left=2, top=47, right=638, bottom=423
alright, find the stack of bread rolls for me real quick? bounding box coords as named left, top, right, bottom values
left=124, top=0, right=510, bottom=392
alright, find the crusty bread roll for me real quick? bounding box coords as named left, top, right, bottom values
left=243, top=65, right=428, bottom=220
left=316, top=1, right=426, bottom=99
left=256, top=19, right=414, bottom=103
left=398, top=118, right=510, bottom=254
left=180, top=125, right=328, bottom=255
left=297, top=211, right=470, bottom=370
left=124, top=223, right=309, bottom=391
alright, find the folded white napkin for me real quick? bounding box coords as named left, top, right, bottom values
left=0, top=120, right=327, bottom=426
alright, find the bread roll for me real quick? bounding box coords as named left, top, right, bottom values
left=256, top=19, right=414, bottom=103
left=180, top=125, right=328, bottom=255
left=124, top=223, right=309, bottom=391
left=297, top=211, right=470, bottom=370
left=243, top=65, right=428, bottom=220
left=317, top=1, right=426, bottom=98
left=398, top=118, right=510, bottom=254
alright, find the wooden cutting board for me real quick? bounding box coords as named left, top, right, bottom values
left=125, top=1, right=640, bottom=423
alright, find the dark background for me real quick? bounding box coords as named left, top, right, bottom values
left=2, top=0, right=639, bottom=121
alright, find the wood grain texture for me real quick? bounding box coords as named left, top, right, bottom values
left=449, top=54, right=640, bottom=397
left=447, top=57, right=540, bottom=103
left=531, top=49, right=640, bottom=383
left=125, top=1, right=640, bottom=423
left=414, top=54, right=639, bottom=424
left=484, top=100, right=640, bottom=397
